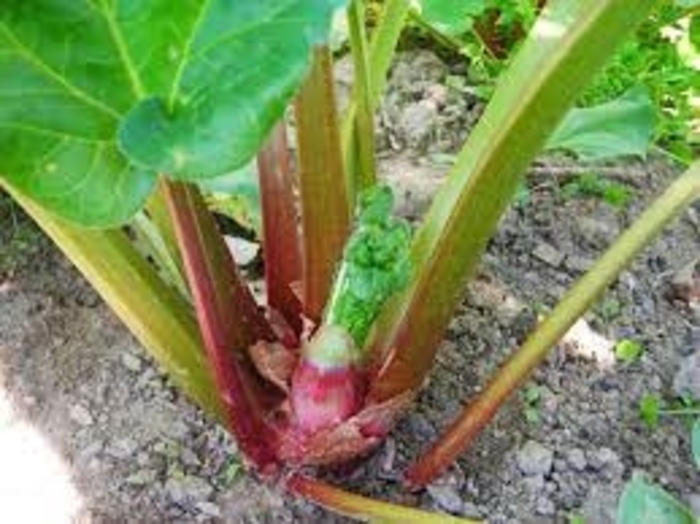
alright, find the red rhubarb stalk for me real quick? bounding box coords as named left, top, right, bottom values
left=257, top=123, right=304, bottom=339
left=162, top=179, right=280, bottom=472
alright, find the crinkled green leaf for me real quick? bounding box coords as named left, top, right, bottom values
left=547, top=86, right=655, bottom=161
left=324, top=185, right=412, bottom=349
left=119, top=0, right=345, bottom=180
left=0, top=1, right=344, bottom=226
left=617, top=476, right=696, bottom=524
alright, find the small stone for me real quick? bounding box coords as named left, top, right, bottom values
left=69, top=404, right=94, bottom=427
left=565, top=448, right=587, bottom=472
left=516, top=440, right=554, bottom=477
left=532, top=242, right=565, bottom=268
left=196, top=501, right=221, bottom=518
left=522, top=475, right=546, bottom=492
left=121, top=353, right=143, bottom=373
left=104, top=438, right=137, bottom=460
left=180, top=447, right=200, bottom=468
left=165, top=476, right=214, bottom=505
left=536, top=497, right=555, bottom=516
left=400, top=100, right=439, bottom=150
left=126, top=469, right=157, bottom=486
left=673, top=351, right=700, bottom=400
left=575, top=213, right=620, bottom=250
left=669, top=258, right=700, bottom=305
left=581, top=483, right=620, bottom=524
left=565, top=254, right=594, bottom=273
left=461, top=502, right=482, bottom=518
left=426, top=483, right=464, bottom=514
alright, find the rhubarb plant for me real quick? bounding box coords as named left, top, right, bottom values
left=2, top=0, right=700, bottom=521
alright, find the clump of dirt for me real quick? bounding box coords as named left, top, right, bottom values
left=1, top=50, right=698, bottom=523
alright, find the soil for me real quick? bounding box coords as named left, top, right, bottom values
left=1, top=50, right=699, bottom=523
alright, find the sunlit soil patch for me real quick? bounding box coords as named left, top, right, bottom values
left=0, top=377, right=83, bottom=523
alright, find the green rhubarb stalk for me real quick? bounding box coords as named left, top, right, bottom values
left=3, top=182, right=221, bottom=419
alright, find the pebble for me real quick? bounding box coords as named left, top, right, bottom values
left=581, top=483, right=620, bottom=524
left=565, top=254, right=594, bottom=273
left=461, top=502, right=482, bottom=518
left=575, top=213, right=620, bottom=249
left=532, top=242, right=565, bottom=268
left=536, top=496, right=555, bottom=516
left=121, top=353, right=143, bottom=373
left=196, top=501, right=222, bottom=518
left=516, top=440, right=554, bottom=477
left=69, top=404, right=94, bottom=427
left=105, top=438, right=138, bottom=460
left=587, top=447, right=619, bottom=470
left=426, top=483, right=464, bottom=514
left=673, top=351, right=700, bottom=400
left=181, top=446, right=200, bottom=468
left=565, top=448, right=587, bottom=472
left=126, top=469, right=157, bottom=486
left=400, top=100, right=439, bottom=150
left=165, top=476, right=214, bottom=505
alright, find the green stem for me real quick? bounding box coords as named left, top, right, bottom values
left=368, top=0, right=413, bottom=105
left=406, top=161, right=700, bottom=487
left=131, top=211, right=190, bottom=298
left=659, top=409, right=700, bottom=416
left=342, top=0, right=412, bottom=188
left=146, top=184, right=187, bottom=279
left=3, top=182, right=221, bottom=420
left=347, top=0, right=377, bottom=190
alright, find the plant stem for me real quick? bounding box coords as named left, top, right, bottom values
left=131, top=211, right=190, bottom=298
left=161, top=180, right=280, bottom=472
left=368, top=0, right=413, bottom=105
left=366, top=0, right=656, bottom=405
left=295, top=46, right=351, bottom=321
left=342, top=0, right=412, bottom=186
left=286, top=474, right=481, bottom=523
left=3, top=182, right=221, bottom=419
left=257, top=123, right=303, bottom=338
left=659, top=409, right=700, bottom=416
left=347, top=0, right=377, bottom=191
left=406, top=161, right=700, bottom=487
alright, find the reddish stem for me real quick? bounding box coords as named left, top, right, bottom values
left=257, top=123, right=304, bottom=338
left=162, top=179, right=280, bottom=472
left=295, top=46, right=351, bottom=321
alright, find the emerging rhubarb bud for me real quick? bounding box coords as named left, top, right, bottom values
left=291, top=186, right=412, bottom=434
left=291, top=325, right=364, bottom=433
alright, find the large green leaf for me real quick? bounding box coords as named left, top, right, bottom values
left=547, top=86, right=655, bottom=161
left=0, top=1, right=343, bottom=227
left=118, top=1, right=343, bottom=180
